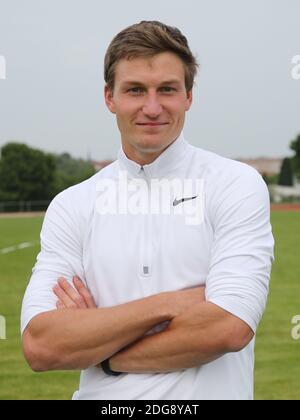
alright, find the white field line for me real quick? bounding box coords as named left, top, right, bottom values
left=0, top=241, right=39, bottom=255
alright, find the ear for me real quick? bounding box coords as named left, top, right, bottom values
left=185, top=89, right=193, bottom=111
left=104, top=85, right=116, bottom=114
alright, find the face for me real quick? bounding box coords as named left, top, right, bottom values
left=105, top=52, right=193, bottom=165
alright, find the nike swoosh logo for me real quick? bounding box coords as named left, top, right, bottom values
left=173, top=196, right=198, bottom=207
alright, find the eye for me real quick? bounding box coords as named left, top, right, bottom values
left=160, top=86, right=176, bottom=93
left=127, top=87, right=144, bottom=95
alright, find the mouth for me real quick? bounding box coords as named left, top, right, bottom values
left=136, top=122, right=169, bottom=127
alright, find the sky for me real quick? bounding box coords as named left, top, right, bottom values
left=0, top=0, right=300, bottom=161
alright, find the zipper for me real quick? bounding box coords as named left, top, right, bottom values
left=140, top=167, right=153, bottom=280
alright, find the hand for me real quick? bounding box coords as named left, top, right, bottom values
left=53, top=276, right=97, bottom=310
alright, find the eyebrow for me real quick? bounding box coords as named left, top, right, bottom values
left=121, top=79, right=182, bottom=87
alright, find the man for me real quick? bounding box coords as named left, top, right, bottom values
left=21, top=21, right=275, bottom=400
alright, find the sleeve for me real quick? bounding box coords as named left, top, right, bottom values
left=20, top=189, right=85, bottom=335
left=205, top=165, right=275, bottom=333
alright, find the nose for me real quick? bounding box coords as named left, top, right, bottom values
left=142, top=92, right=163, bottom=118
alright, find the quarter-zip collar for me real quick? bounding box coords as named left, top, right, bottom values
left=117, top=132, right=188, bottom=179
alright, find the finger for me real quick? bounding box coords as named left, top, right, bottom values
left=57, top=277, right=88, bottom=309
left=56, top=300, right=65, bottom=310
left=73, top=276, right=97, bottom=309
left=53, top=283, right=78, bottom=309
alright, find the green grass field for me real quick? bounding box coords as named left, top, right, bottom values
left=0, top=217, right=79, bottom=400
left=0, top=213, right=299, bottom=400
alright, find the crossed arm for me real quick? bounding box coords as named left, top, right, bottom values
left=22, top=277, right=254, bottom=374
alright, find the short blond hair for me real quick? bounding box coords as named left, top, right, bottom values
left=104, top=21, right=199, bottom=93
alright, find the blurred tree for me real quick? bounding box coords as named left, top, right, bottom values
left=52, top=152, right=96, bottom=195
left=262, top=173, right=269, bottom=185
left=290, top=134, right=300, bottom=160
left=278, top=158, right=294, bottom=186
left=0, top=144, right=97, bottom=202
left=0, top=143, right=56, bottom=201
left=262, top=173, right=279, bottom=186
left=290, top=134, right=300, bottom=181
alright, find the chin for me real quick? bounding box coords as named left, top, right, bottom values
left=137, top=137, right=169, bottom=153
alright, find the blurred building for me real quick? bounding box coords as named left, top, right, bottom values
left=90, top=160, right=114, bottom=172
left=269, top=183, right=300, bottom=202
left=236, top=157, right=283, bottom=177
left=235, top=157, right=300, bottom=202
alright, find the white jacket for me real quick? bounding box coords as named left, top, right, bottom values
left=21, top=133, right=275, bottom=400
